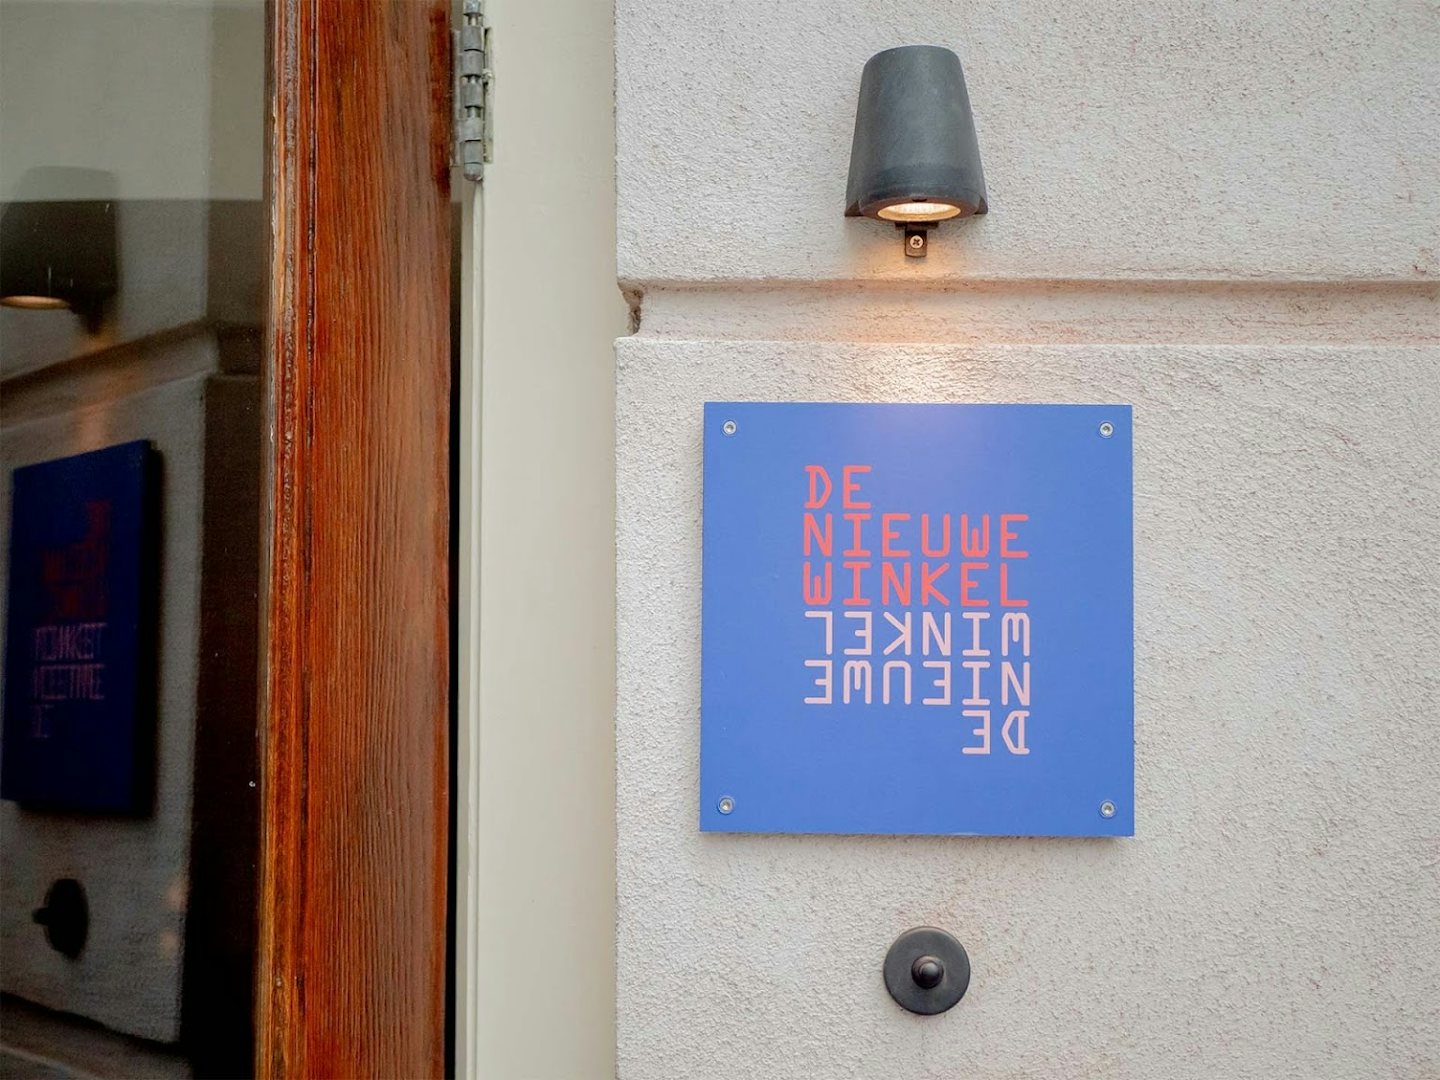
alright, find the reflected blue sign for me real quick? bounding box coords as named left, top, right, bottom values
left=701, top=403, right=1133, bottom=836
left=2, top=441, right=159, bottom=813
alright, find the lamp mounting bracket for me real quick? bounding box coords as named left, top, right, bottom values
left=901, top=223, right=932, bottom=258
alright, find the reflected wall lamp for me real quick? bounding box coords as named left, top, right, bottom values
left=1, top=168, right=117, bottom=334
left=845, top=45, right=988, bottom=259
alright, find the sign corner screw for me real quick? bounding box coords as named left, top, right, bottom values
left=1099, top=799, right=1117, bottom=819
left=1098, top=421, right=1115, bottom=439
left=722, top=420, right=737, bottom=436
left=717, top=796, right=735, bottom=815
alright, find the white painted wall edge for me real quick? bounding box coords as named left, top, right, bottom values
left=460, top=1, right=628, bottom=1076
left=631, top=281, right=1440, bottom=346
left=455, top=179, right=483, bottom=1080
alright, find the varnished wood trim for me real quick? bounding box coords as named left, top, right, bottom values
left=258, top=2, right=452, bottom=1076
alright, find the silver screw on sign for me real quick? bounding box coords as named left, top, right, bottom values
left=722, top=420, right=738, bottom=436
left=1099, top=800, right=1117, bottom=819
left=717, top=796, right=735, bottom=815
left=1098, top=422, right=1115, bottom=439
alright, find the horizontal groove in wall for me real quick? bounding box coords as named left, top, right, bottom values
left=633, top=280, right=1439, bottom=346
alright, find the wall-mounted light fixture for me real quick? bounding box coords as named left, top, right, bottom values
left=1, top=168, right=117, bottom=333
left=845, top=45, right=987, bottom=259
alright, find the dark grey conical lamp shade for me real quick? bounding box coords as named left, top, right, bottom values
left=845, top=45, right=987, bottom=223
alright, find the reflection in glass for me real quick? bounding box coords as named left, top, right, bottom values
left=0, top=169, right=118, bottom=332
left=0, top=2, right=265, bottom=1076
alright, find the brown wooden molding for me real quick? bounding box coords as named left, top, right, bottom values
left=258, top=2, right=452, bottom=1076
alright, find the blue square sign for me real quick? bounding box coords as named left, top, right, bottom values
left=701, top=403, right=1133, bottom=836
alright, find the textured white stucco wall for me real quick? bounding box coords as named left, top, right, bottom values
left=616, top=0, right=1438, bottom=284
left=616, top=342, right=1440, bottom=1078
left=614, top=1, right=1439, bottom=1077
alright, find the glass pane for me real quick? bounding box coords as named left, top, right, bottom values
left=0, top=1, right=265, bottom=1076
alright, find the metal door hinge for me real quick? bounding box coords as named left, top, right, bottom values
left=454, top=0, right=492, bottom=181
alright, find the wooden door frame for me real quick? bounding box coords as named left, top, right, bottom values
left=257, top=2, right=452, bottom=1076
